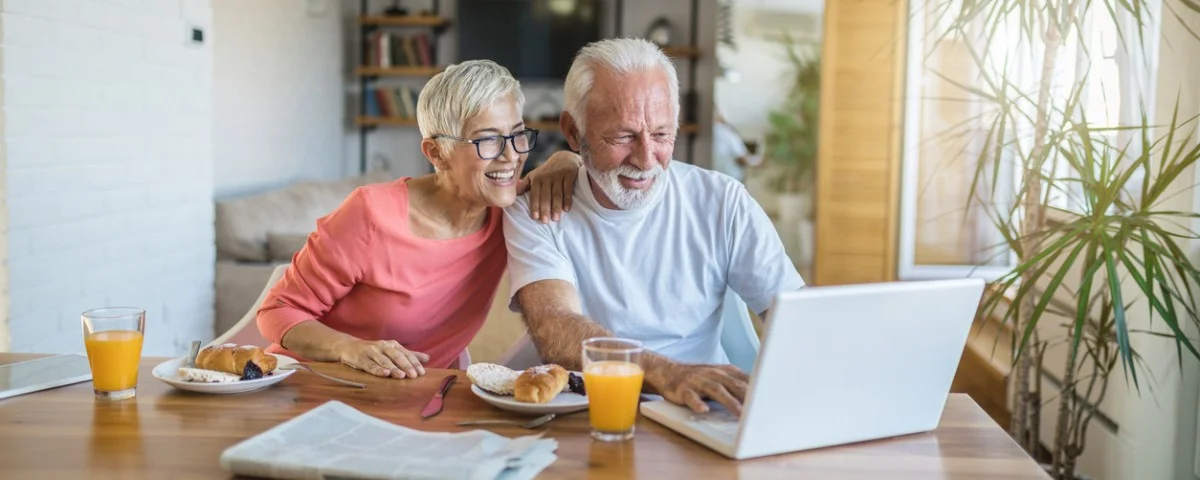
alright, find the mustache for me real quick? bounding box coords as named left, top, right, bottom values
left=579, top=140, right=663, bottom=179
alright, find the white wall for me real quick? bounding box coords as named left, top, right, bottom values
left=0, top=44, right=7, bottom=350
left=213, top=0, right=353, bottom=198
left=1187, top=109, right=1200, bottom=480
left=348, top=0, right=716, bottom=175
left=1119, top=6, right=1200, bottom=478
left=714, top=0, right=822, bottom=141
left=1, top=0, right=216, bottom=356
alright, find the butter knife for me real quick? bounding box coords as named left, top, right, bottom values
left=420, top=375, right=457, bottom=419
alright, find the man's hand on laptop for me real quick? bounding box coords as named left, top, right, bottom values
left=646, top=360, right=749, bottom=416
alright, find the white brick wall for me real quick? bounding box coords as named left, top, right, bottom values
left=1, top=0, right=215, bottom=356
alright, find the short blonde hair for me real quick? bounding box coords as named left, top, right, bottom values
left=418, top=59, right=525, bottom=152
left=564, top=38, right=680, bottom=135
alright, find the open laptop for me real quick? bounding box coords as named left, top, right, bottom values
left=639, top=278, right=986, bottom=460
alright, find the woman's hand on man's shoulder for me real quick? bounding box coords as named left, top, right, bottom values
left=517, top=150, right=583, bottom=224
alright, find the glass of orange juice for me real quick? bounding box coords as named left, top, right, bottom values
left=82, top=307, right=146, bottom=401
left=582, top=337, right=645, bottom=442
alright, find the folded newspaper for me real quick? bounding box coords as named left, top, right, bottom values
left=219, top=400, right=558, bottom=480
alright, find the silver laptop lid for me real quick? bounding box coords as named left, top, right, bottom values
left=735, top=279, right=985, bottom=458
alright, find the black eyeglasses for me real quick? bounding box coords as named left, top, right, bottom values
left=432, top=129, right=539, bottom=160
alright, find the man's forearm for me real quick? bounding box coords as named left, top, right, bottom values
left=638, top=350, right=679, bottom=394
left=525, top=312, right=611, bottom=371
left=514, top=279, right=680, bottom=389
left=526, top=312, right=677, bottom=393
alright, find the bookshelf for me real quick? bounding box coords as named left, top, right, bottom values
left=662, top=46, right=702, bottom=59
left=358, top=15, right=449, bottom=27
left=356, top=116, right=418, bottom=127
left=355, top=0, right=709, bottom=173
left=356, top=66, right=444, bottom=77
left=355, top=0, right=448, bottom=174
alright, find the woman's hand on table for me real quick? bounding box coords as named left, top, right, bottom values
left=518, top=150, right=582, bottom=223
left=335, top=339, right=429, bottom=379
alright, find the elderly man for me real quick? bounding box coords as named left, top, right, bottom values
left=502, top=38, right=804, bottom=415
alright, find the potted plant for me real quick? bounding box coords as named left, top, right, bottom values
left=756, top=39, right=820, bottom=268
left=921, top=1, right=1200, bottom=479
left=762, top=39, right=819, bottom=211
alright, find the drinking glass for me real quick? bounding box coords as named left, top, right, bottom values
left=82, top=307, right=146, bottom=401
left=582, top=337, right=645, bottom=442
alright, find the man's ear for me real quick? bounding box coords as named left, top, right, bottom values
left=420, top=138, right=446, bottom=170
left=560, top=113, right=582, bottom=152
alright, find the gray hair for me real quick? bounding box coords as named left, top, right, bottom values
left=418, top=59, right=525, bottom=154
left=563, top=38, right=680, bottom=135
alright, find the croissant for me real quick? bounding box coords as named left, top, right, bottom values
left=513, top=364, right=569, bottom=403
left=195, top=344, right=277, bottom=379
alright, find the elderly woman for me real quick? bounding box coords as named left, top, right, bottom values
left=256, top=60, right=579, bottom=379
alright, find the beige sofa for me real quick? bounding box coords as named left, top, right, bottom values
left=211, top=172, right=526, bottom=364
left=212, top=172, right=395, bottom=340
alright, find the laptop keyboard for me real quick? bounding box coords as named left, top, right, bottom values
left=689, top=408, right=740, bottom=439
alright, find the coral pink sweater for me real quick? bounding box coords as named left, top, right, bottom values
left=256, top=178, right=506, bottom=369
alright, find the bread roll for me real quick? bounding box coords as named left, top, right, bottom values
left=513, top=364, right=569, bottom=403
left=195, top=344, right=277, bottom=378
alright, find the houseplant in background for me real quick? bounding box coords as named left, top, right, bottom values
left=761, top=38, right=820, bottom=269
left=922, top=0, right=1200, bottom=478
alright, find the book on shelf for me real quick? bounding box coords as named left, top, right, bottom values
left=365, top=86, right=418, bottom=119
left=398, top=84, right=416, bottom=118
left=365, top=31, right=433, bottom=68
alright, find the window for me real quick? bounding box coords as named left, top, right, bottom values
left=898, top=0, right=1161, bottom=281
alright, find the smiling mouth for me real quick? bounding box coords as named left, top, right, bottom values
left=485, top=169, right=515, bottom=181
left=619, top=175, right=654, bottom=188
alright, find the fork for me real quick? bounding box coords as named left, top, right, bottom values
left=186, top=340, right=202, bottom=367
left=279, top=363, right=366, bottom=388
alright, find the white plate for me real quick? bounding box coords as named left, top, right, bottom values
left=469, top=384, right=589, bottom=415
left=152, top=354, right=297, bottom=395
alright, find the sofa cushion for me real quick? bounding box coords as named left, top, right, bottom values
left=266, top=232, right=309, bottom=262
left=214, top=260, right=283, bottom=340
left=215, top=172, right=394, bottom=262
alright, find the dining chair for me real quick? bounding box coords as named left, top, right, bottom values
left=496, top=289, right=760, bottom=373
left=208, top=264, right=289, bottom=349
left=208, top=263, right=473, bottom=369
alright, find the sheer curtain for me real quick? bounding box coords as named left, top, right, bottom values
left=898, top=0, right=1161, bottom=280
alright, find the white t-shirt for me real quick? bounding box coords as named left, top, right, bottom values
left=502, top=161, right=805, bottom=364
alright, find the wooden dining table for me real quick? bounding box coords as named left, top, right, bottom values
left=0, top=353, right=1049, bottom=479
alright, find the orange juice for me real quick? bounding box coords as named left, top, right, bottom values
left=584, top=361, right=645, bottom=432
left=84, top=330, right=144, bottom=392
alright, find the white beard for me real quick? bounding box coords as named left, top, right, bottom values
left=580, top=141, right=667, bottom=210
